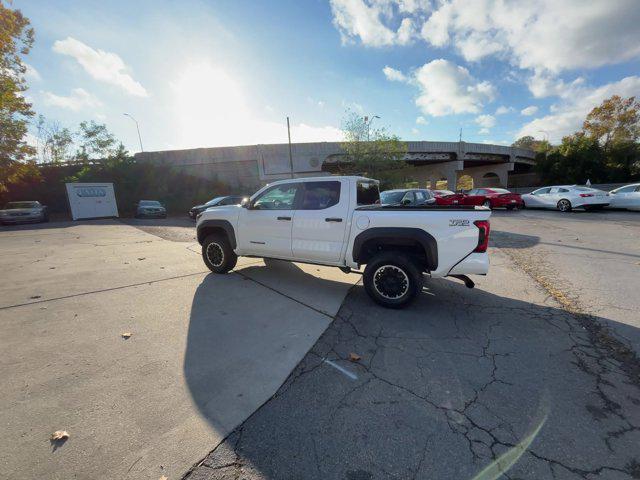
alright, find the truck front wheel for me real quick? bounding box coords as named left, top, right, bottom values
left=202, top=234, right=237, bottom=273
left=363, top=252, right=423, bottom=309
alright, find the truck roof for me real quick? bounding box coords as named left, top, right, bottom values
left=265, top=175, right=377, bottom=186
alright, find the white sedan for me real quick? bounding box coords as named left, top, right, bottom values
left=521, top=185, right=610, bottom=212
left=608, top=183, right=640, bottom=211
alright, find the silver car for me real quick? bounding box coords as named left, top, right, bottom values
left=135, top=200, right=167, bottom=218
left=0, top=201, right=49, bottom=225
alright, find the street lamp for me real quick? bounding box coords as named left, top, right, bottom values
left=123, top=113, right=144, bottom=152
left=365, top=115, right=380, bottom=141
left=537, top=129, right=549, bottom=142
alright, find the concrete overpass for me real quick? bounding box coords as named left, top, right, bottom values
left=134, top=141, right=535, bottom=191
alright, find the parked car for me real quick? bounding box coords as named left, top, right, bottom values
left=380, top=189, right=435, bottom=206
left=521, top=186, right=609, bottom=212
left=135, top=200, right=167, bottom=218
left=432, top=189, right=465, bottom=206
left=607, top=183, right=640, bottom=211
left=461, top=188, right=523, bottom=209
left=189, top=195, right=247, bottom=219
left=0, top=201, right=49, bottom=225
left=196, top=176, right=491, bottom=308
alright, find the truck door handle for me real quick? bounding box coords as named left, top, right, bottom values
left=277, top=216, right=291, bottom=221
left=325, top=217, right=343, bottom=222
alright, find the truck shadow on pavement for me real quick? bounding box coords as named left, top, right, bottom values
left=183, top=271, right=640, bottom=480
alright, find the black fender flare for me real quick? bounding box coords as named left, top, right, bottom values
left=352, top=227, right=438, bottom=271
left=197, top=220, right=237, bottom=249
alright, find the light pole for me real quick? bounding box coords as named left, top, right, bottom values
left=365, top=115, right=380, bottom=141
left=123, top=113, right=144, bottom=152
left=537, top=129, right=549, bottom=142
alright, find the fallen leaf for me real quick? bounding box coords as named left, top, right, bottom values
left=50, top=430, right=69, bottom=441
left=121, top=332, right=133, bottom=339
left=349, top=352, right=361, bottom=362
left=159, top=476, right=168, bottom=480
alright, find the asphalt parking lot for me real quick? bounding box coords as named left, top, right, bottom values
left=1, top=209, right=639, bottom=480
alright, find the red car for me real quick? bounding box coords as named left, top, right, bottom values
left=461, top=188, right=523, bottom=209
left=433, top=189, right=466, bottom=206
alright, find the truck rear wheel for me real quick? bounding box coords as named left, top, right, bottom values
left=202, top=234, right=237, bottom=273
left=363, top=252, right=423, bottom=309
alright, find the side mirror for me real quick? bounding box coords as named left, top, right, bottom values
left=241, top=198, right=251, bottom=209
left=402, top=199, right=411, bottom=205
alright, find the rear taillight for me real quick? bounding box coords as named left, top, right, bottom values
left=474, top=220, right=490, bottom=253
left=579, top=193, right=594, bottom=197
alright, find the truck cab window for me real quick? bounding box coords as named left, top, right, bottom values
left=357, top=181, right=380, bottom=205
left=300, top=181, right=341, bottom=210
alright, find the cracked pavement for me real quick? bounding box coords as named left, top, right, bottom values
left=184, top=210, right=640, bottom=480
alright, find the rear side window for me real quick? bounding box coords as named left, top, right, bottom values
left=615, top=185, right=636, bottom=193
left=299, top=181, right=341, bottom=210
left=357, top=181, right=380, bottom=205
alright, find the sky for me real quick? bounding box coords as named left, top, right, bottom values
left=15, top=0, right=640, bottom=154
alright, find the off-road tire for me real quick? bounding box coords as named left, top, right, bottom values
left=202, top=233, right=237, bottom=273
left=363, top=252, right=423, bottom=309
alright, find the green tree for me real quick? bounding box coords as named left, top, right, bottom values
left=536, top=133, right=606, bottom=184
left=0, top=1, right=36, bottom=191
left=339, top=110, right=407, bottom=183
left=76, top=121, right=120, bottom=161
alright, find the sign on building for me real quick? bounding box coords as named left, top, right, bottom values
left=65, top=183, right=119, bottom=220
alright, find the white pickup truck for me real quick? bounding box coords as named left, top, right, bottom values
left=196, top=176, right=491, bottom=308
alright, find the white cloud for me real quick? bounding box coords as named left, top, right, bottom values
left=475, top=114, right=496, bottom=129
left=411, top=127, right=420, bottom=135
left=42, top=88, right=102, bottom=111
left=520, top=105, right=539, bottom=116
left=329, top=0, right=428, bottom=46
left=53, top=37, right=148, bottom=97
left=170, top=61, right=342, bottom=149
left=24, top=63, right=41, bottom=82
left=331, top=1, right=640, bottom=74
left=415, top=116, right=428, bottom=125
left=382, top=66, right=408, bottom=82
left=517, top=75, right=640, bottom=142
left=412, top=59, right=495, bottom=116
left=478, top=128, right=490, bottom=135
left=495, top=105, right=514, bottom=115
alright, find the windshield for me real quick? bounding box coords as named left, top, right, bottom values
left=380, top=191, right=406, bottom=204
left=490, top=188, right=511, bottom=193
left=205, top=196, right=225, bottom=206
left=139, top=200, right=161, bottom=207
left=4, top=202, right=38, bottom=209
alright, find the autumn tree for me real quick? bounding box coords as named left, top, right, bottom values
left=0, top=1, right=36, bottom=191
left=339, top=110, right=407, bottom=182
left=583, top=95, right=640, bottom=150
